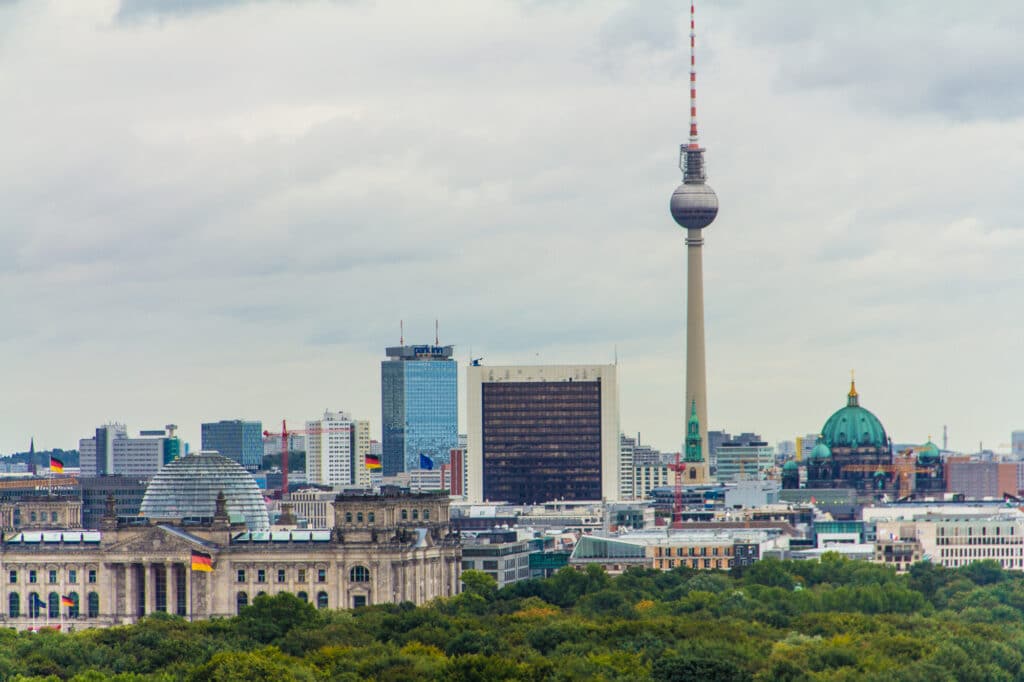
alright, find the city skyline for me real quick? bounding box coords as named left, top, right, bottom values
left=3, top=1, right=1024, bottom=455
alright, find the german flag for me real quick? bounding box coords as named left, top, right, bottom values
left=365, top=454, right=382, bottom=470
left=61, top=595, right=74, bottom=607
left=50, top=457, right=64, bottom=474
left=191, top=549, right=214, bottom=572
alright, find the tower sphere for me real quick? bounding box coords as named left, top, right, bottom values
left=670, top=182, right=719, bottom=230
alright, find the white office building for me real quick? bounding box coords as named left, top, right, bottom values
left=305, top=411, right=354, bottom=488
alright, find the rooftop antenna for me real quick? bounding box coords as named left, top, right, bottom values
left=943, top=425, right=948, bottom=451
left=400, top=320, right=404, bottom=346
left=688, top=1, right=700, bottom=151
left=435, top=319, right=439, bottom=346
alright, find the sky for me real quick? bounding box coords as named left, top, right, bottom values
left=2, top=0, right=1024, bottom=456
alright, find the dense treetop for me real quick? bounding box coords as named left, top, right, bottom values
left=6, top=556, right=1024, bottom=680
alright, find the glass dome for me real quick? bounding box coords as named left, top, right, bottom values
left=140, top=451, right=270, bottom=530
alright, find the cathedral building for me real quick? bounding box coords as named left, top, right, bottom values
left=807, top=379, right=893, bottom=490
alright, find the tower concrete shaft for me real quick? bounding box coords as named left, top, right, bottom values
left=685, top=228, right=710, bottom=483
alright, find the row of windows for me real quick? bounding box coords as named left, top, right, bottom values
left=9, top=569, right=97, bottom=585
left=236, top=590, right=333, bottom=613
left=235, top=566, right=370, bottom=584
left=940, top=547, right=1022, bottom=558
left=654, top=546, right=732, bottom=558
left=16, top=511, right=62, bottom=524
left=656, top=558, right=733, bottom=570
left=7, top=591, right=99, bottom=619
left=935, top=536, right=1023, bottom=546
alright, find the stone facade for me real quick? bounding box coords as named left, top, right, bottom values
left=0, top=497, right=82, bottom=531
left=0, top=490, right=460, bottom=630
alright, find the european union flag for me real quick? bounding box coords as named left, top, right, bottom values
left=419, top=454, right=433, bottom=471
left=32, top=594, right=46, bottom=610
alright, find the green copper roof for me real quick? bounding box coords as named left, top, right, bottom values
left=783, top=460, right=798, bottom=471
left=820, top=380, right=888, bottom=450
left=810, top=442, right=832, bottom=461
left=917, top=440, right=941, bottom=464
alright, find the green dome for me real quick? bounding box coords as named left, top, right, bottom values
left=810, top=442, right=832, bottom=461
left=917, top=441, right=941, bottom=465
left=783, top=460, right=798, bottom=471
left=820, top=381, right=888, bottom=450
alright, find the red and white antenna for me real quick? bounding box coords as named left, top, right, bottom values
left=688, top=2, right=700, bottom=149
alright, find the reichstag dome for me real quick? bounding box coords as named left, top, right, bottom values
left=139, top=451, right=270, bottom=530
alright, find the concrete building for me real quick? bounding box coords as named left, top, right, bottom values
left=467, top=364, right=621, bottom=504
left=946, top=461, right=1020, bottom=499
left=381, top=344, right=458, bottom=476
left=715, top=434, right=774, bottom=483
left=571, top=529, right=785, bottom=574
left=0, top=489, right=460, bottom=629
left=263, top=433, right=306, bottom=458
left=201, top=420, right=263, bottom=472
left=1013, top=431, right=1024, bottom=460
left=80, top=476, right=151, bottom=529
left=305, top=411, right=371, bottom=489
left=287, top=489, right=337, bottom=529
left=460, top=530, right=534, bottom=588
left=79, top=425, right=178, bottom=478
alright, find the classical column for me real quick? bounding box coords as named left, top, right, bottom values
left=145, top=563, right=157, bottom=615
left=165, top=563, right=175, bottom=615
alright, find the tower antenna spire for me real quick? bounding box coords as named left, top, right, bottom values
left=400, top=320, right=404, bottom=346
left=688, top=2, right=699, bottom=149
left=435, top=319, right=439, bottom=346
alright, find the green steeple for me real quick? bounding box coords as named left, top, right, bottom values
left=685, top=399, right=703, bottom=463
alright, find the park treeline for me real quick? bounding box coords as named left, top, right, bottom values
left=5, top=555, right=1024, bottom=681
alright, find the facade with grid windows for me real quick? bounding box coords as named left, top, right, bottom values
left=466, top=364, right=621, bottom=504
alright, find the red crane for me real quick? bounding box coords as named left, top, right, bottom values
left=667, top=453, right=688, bottom=530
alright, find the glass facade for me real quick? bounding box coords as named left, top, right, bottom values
left=381, top=346, right=458, bottom=476
left=481, top=380, right=602, bottom=504
left=201, top=420, right=264, bottom=472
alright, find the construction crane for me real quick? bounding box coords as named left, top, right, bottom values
left=667, top=453, right=688, bottom=530
left=840, top=456, right=938, bottom=499
left=262, top=420, right=354, bottom=499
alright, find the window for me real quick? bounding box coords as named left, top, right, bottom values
left=237, top=569, right=246, bottom=583
left=8, top=593, right=19, bottom=618
left=349, top=566, right=370, bottom=583
left=28, top=592, right=41, bottom=618
left=29, top=571, right=36, bottom=584
left=298, top=569, right=306, bottom=582
left=48, top=592, right=59, bottom=619
left=277, top=569, right=286, bottom=583
left=401, top=509, right=408, bottom=520
left=51, top=512, right=58, bottom=523
left=423, top=509, right=430, bottom=520
left=8, top=570, right=16, bottom=584
left=297, top=591, right=308, bottom=602
left=88, top=569, right=97, bottom=584
left=368, top=512, right=375, bottom=523
left=30, top=512, right=36, bottom=523
left=67, top=592, right=79, bottom=619
left=69, top=570, right=77, bottom=584
left=317, top=569, right=327, bottom=583
left=317, top=591, right=328, bottom=609
left=353, top=595, right=367, bottom=608
left=237, top=592, right=248, bottom=613
left=257, top=569, right=266, bottom=583
left=345, top=512, right=352, bottom=523
left=87, top=592, right=99, bottom=619
left=412, top=510, right=419, bottom=520
left=48, top=570, right=57, bottom=584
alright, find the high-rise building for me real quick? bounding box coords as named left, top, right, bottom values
left=466, top=364, right=621, bottom=504
left=79, top=424, right=177, bottom=478
left=669, top=1, right=718, bottom=485
left=381, top=344, right=458, bottom=476
left=305, top=411, right=355, bottom=488
left=200, top=420, right=263, bottom=472
left=1012, top=431, right=1024, bottom=460
left=351, top=419, right=372, bottom=489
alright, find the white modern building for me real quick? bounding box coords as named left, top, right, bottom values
left=79, top=424, right=173, bottom=478
left=305, top=411, right=354, bottom=488
left=467, top=364, right=621, bottom=504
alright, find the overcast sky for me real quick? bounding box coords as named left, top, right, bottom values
left=2, top=0, right=1023, bottom=456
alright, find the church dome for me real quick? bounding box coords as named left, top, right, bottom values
left=783, top=460, right=798, bottom=471
left=917, top=441, right=941, bottom=465
left=820, top=380, right=888, bottom=450
left=810, top=442, right=832, bottom=461
left=139, top=451, right=269, bottom=530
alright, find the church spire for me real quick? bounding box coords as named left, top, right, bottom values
left=685, top=399, right=703, bottom=463
left=847, top=370, right=859, bottom=406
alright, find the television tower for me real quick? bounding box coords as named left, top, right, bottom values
left=670, top=1, right=718, bottom=484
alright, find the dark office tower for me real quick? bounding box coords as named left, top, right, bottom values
left=467, top=364, right=621, bottom=505
left=381, top=344, right=458, bottom=476
left=200, top=420, right=264, bottom=472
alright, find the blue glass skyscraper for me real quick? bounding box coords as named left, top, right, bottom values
left=381, top=345, right=458, bottom=476
left=200, top=420, right=264, bottom=472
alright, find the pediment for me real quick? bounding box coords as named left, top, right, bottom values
left=104, top=526, right=212, bottom=558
